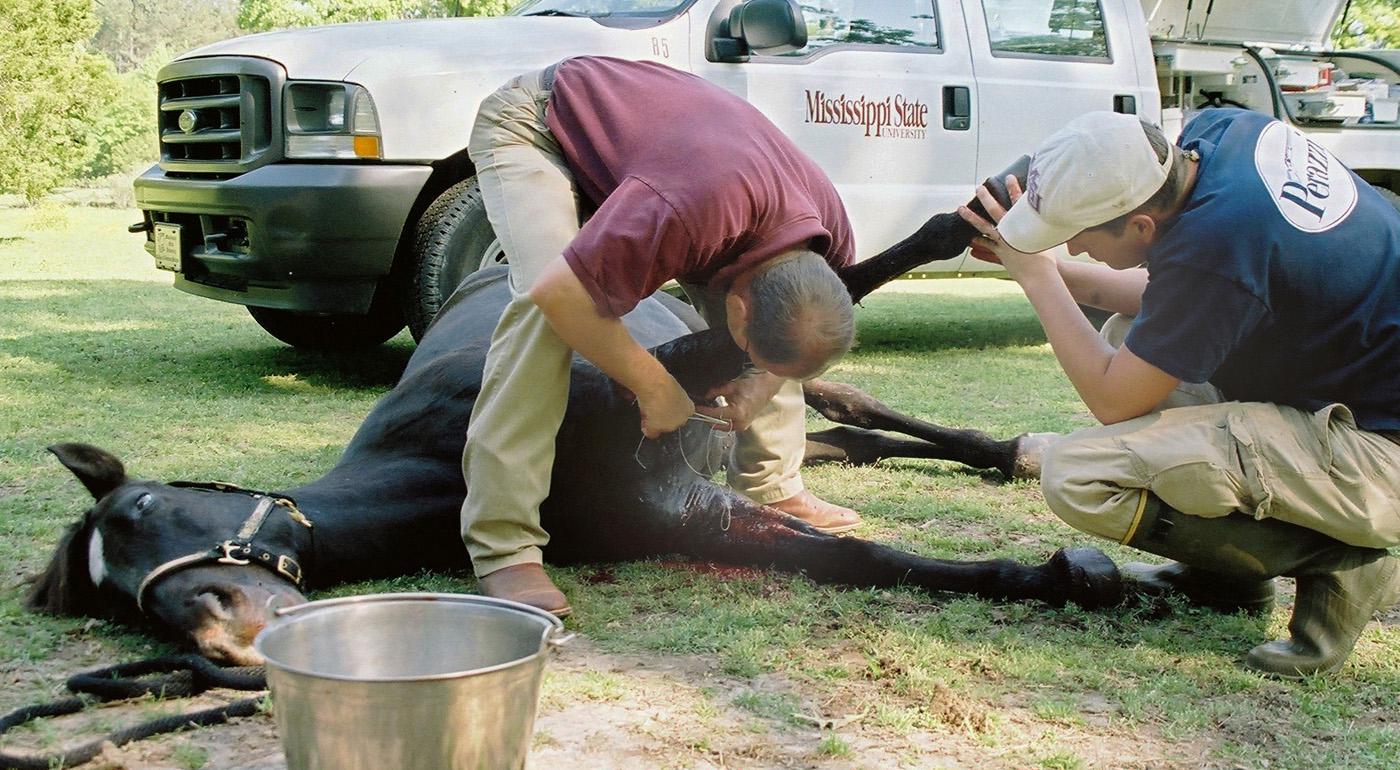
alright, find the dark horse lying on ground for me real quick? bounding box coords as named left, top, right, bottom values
left=28, top=178, right=1120, bottom=665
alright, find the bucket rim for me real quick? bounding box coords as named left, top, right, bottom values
left=253, top=592, right=565, bottom=683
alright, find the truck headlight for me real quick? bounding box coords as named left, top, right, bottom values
left=284, top=83, right=382, bottom=159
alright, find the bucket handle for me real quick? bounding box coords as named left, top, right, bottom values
left=548, top=630, right=576, bottom=648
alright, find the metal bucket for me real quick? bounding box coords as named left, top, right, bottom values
left=254, top=593, right=567, bottom=770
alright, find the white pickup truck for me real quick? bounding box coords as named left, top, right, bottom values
left=132, top=0, right=1398, bottom=348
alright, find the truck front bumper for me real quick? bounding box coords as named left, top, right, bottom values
left=134, top=162, right=432, bottom=314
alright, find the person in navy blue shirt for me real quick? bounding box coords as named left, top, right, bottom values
left=959, top=109, right=1400, bottom=677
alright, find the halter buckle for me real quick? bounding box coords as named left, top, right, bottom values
left=216, top=541, right=251, bottom=566
left=276, top=554, right=303, bottom=586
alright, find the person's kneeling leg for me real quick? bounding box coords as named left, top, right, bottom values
left=1041, top=417, right=1400, bottom=676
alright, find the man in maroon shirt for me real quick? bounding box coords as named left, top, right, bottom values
left=461, top=57, right=859, bottom=614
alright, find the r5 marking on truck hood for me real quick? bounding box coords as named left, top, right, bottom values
left=1142, top=0, right=1347, bottom=48
left=179, top=17, right=685, bottom=161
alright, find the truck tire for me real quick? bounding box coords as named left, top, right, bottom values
left=406, top=177, right=507, bottom=340
left=247, top=291, right=404, bottom=350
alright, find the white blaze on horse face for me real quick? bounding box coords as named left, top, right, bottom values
left=88, top=530, right=108, bottom=587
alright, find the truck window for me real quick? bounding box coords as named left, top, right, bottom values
left=779, top=0, right=940, bottom=56
left=980, top=0, right=1109, bottom=60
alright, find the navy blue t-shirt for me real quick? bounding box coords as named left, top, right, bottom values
left=1124, top=108, right=1400, bottom=431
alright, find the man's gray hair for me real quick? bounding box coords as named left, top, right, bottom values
left=746, top=250, right=855, bottom=372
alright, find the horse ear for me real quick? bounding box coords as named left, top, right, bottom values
left=48, top=443, right=128, bottom=500
left=26, top=521, right=97, bottom=615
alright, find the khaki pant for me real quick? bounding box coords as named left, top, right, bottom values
left=1041, top=315, right=1400, bottom=550
left=459, top=68, right=806, bottom=576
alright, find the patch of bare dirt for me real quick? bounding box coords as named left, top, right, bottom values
left=0, top=636, right=1219, bottom=770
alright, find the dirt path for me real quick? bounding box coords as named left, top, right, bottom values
left=1, top=636, right=1212, bottom=770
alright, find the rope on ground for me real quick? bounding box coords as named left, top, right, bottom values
left=0, top=655, right=267, bottom=769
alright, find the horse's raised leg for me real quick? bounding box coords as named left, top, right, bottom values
left=801, top=380, right=1032, bottom=478
left=675, top=482, right=1121, bottom=609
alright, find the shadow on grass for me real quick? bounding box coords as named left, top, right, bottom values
left=5, top=281, right=414, bottom=393
left=8, top=282, right=1047, bottom=399
left=855, top=292, right=1046, bottom=352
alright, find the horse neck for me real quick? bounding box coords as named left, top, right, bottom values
left=284, top=455, right=467, bottom=585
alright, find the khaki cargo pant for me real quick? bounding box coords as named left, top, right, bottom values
left=459, top=67, right=806, bottom=577
left=1041, top=315, right=1400, bottom=550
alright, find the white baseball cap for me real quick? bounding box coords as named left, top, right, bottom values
left=998, top=111, right=1173, bottom=254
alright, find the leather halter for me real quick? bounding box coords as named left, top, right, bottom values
left=133, top=482, right=314, bottom=614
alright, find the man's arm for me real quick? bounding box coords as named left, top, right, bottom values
left=529, top=256, right=694, bottom=438
left=971, top=242, right=1147, bottom=316
left=960, top=185, right=1178, bottom=424
left=1005, top=260, right=1180, bottom=423
left=1058, top=261, right=1146, bottom=316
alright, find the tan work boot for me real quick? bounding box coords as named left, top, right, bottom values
left=767, top=490, right=862, bottom=534
left=478, top=563, right=572, bottom=617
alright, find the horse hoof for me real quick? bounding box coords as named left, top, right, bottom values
left=1011, top=432, right=1060, bottom=480
left=1051, top=547, right=1122, bottom=609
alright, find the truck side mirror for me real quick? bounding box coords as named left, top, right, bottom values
left=708, top=0, right=807, bottom=63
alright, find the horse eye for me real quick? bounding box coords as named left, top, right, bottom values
left=134, top=493, right=154, bottom=513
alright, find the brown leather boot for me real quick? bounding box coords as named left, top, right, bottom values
left=767, top=490, right=862, bottom=534
left=478, top=563, right=572, bottom=617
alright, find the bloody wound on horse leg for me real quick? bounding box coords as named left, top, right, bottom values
left=676, top=482, right=1121, bottom=609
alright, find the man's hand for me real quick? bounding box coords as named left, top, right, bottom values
left=694, top=370, right=785, bottom=432
left=636, top=373, right=694, bottom=439
left=957, top=176, right=1057, bottom=281
left=529, top=257, right=695, bottom=439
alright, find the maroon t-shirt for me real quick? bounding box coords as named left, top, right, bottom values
left=545, top=57, right=854, bottom=317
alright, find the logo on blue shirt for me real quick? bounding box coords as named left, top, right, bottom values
left=1253, top=121, right=1357, bottom=232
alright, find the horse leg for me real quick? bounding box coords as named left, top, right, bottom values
left=802, top=380, right=1032, bottom=478
left=804, top=425, right=979, bottom=467
left=839, top=156, right=1028, bottom=302
left=675, top=483, right=1121, bottom=609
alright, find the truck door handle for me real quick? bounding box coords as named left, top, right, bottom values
left=943, top=86, right=971, bottom=131
left=1114, top=94, right=1137, bottom=114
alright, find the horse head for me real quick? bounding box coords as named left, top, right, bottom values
left=29, top=444, right=311, bottom=664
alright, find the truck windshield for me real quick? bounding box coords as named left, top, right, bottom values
left=510, top=0, right=691, bottom=18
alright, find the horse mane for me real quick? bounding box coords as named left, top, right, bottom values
left=26, top=517, right=102, bottom=616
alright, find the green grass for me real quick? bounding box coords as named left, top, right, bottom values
left=2, top=207, right=1399, bottom=768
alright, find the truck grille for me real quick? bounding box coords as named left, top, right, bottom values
left=157, top=58, right=283, bottom=175
left=160, top=76, right=245, bottom=162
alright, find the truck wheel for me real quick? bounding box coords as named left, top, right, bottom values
left=407, top=177, right=507, bottom=340
left=247, top=291, right=404, bottom=350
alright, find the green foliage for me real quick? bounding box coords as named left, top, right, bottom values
left=0, top=0, right=116, bottom=202
left=1332, top=0, right=1400, bottom=49
left=92, top=0, right=240, bottom=73
left=84, top=52, right=161, bottom=179
left=171, top=743, right=209, bottom=770
left=236, top=0, right=508, bottom=32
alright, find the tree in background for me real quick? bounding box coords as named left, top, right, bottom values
left=92, top=0, right=240, bottom=73
left=83, top=1, right=244, bottom=182
left=238, top=0, right=508, bottom=33
left=83, top=52, right=162, bottom=181
left=1332, top=0, right=1400, bottom=49
left=0, top=0, right=115, bottom=202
